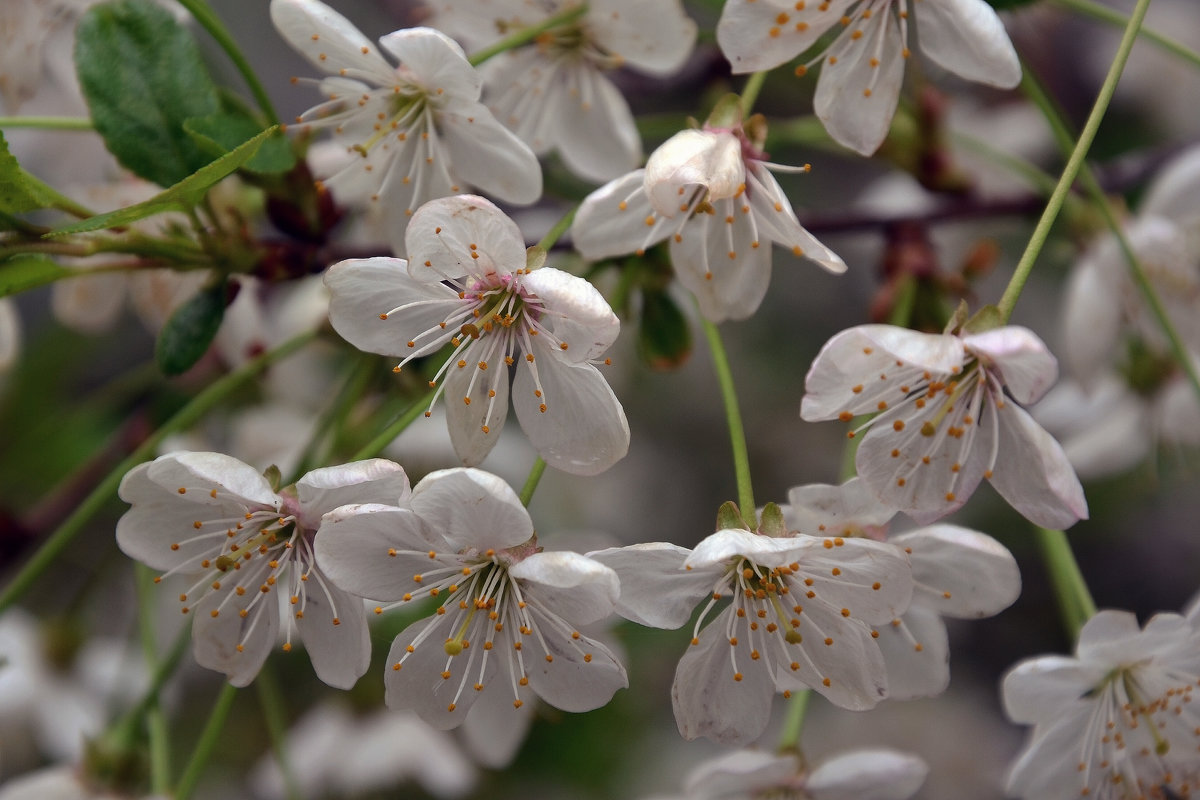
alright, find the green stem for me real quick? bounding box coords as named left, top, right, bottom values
left=740, top=72, right=769, bottom=117
left=173, top=682, right=238, bottom=800
left=135, top=566, right=171, bottom=794
left=1022, top=71, right=1200, bottom=407
left=256, top=664, right=302, bottom=800
left=1052, top=0, right=1200, bottom=70
left=0, top=330, right=317, bottom=614
left=289, top=355, right=376, bottom=481
left=111, top=620, right=191, bottom=746
left=0, top=117, right=94, bottom=130
left=996, top=0, right=1152, bottom=322
left=1034, top=527, right=1096, bottom=639
left=537, top=206, right=578, bottom=252
left=700, top=318, right=755, bottom=523
left=174, top=0, right=280, bottom=123
left=777, top=689, right=811, bottom=752
left=349, top=388, right=437, bottom=461
left=468, top=4, right=589, bottom=67
left=518, top=457, right=548, bottom=507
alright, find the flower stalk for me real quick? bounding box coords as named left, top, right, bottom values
left=1035, top=527, right=1097, bottom=640
left=700, top=317, right=755, bottom=524
left=174, top=682, right=239, bottom=800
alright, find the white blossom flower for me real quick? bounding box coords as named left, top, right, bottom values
left=0, top=766, right=167, bottom=800
left=1003, top=609, right=1200, bottom=799
left=424, top=0, right=697, bottom=183
left=783, top=478, right=1021, bottom=699
left=801, top=323, right=1088, bottom=528
left=314, top=467, right=627, bottom=732
left=716, top=0, right=1022, bottom=156
left=0, top=298, right=19, bottom=376
left=590, top=527, right=911, bottom=744
left=270, top=0, right=541, bottom=255
left=572, top=123, right=845, bottom=322
left=325, top=194, right=629, bottom=476
left=650, top=747, right=927, bottom=800
left=116, top=452, right=411, bottom=688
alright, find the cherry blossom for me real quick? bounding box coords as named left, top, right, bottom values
left=423, top=0, right=697, bottom=183
left=325, top=194, right=629, bottom=476
left=572, top=120, right=845, bottom=322
left=1003, top=609, right=1200, bottom=799
left=0, top=298, right=19, bottom=376
left=116, top=452, right=411, bottom=688
left=314, top=468, right=627, bottom=732
left=270, top=0, right=541, bottom=255
left=590, top=526, right=911, bottom=744
left=716, top=0, right=1021, bottom=156
left=801, top=323, right=1088, bottom=528
left=0, top=766, right=167, bottom=800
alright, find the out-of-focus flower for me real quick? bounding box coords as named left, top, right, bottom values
left=116, top=453, right=411, bottom=688
left=270, top=0, right=541, bottom=255
left=801, top=323, right=1088, bottom=528
left=573, top=120, right=845, bottom=322
left=424, top=0, right=697, bottom=183
left=325, top=194, right=629, bottom=476
left=316, top=468, right=627, bottom=733
left=591, top=525, right=911, bottom=744
left=0, top=766, right=167, bottom=800
left=1003, top=609, right=1200, bottom=799
left=0, top=298, right=19, bottom=376
left=716, top=0, right=1021, bottom=156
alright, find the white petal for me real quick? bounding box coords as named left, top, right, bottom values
left=871, top=606, right=950, bottom=700
left=443, top=354, right=510, bottom=467
left=510, top=551, right=619, bottom=625
left=0, top=298, right=19, bottom=373
left=553, top=66, right=642, bottom=184
left=783, top=477, right=896, bottom=538
left=269, top=0, right=397, bottom=84
left=50, top=271, right=126, bottom=334
left=571, top=170, right=671, bottom=260
left=806, top=749, right=928, bottom=800
left=780, top=597, right=889, bottom=710
left=521, top=267, right=621, bottom=362
left=915, top=0, right=1021, bottom=88
left=1060, top=259, right=1123, bottom=384
left=377, top=27, right=480, bottom=100
left=148, top=451, right=280, bottom=507
left=988, top=402, right=1089, bottom=529
left=1005, top=704, right=1096, bottom=800
left=685, top=528, right=800, bottom=570
left=314, top=504, right=438, bottom=601
left=1001, top=655, right=1101, bottom=723
left=790, top=537, right=913, bottom=625
left=587, top=0, right=698, bottom=75
left=0, top=767, right=92, bottom=800
left=296, top=459, right=411, bottom=524
left=645, top=129, right=744, bottom=217
left=410, top=468, right=533, bottom=552
left=520, top=618, right=626, bottom=712
left=892, top=525, right=1020, bottom=618
left=406, top=195, right=527, bottom=281
left=717, top=0, right=853, bottom=74
left=746, top=164, right=847, bottom=275
left=1158, top=368, right=1200, bottom=446
left=683, top=750, right=799, bottom=797
left=587, top=543, right=717, bottom=628
left=384, top=617, right=494, bottom=730
left=1140, top=144, right=1200, bottom=226
left=963, top=326, right=1058, bottom=404
left=814, top=12, right=906, bottom=156
left=459, top=678, right=535, bottom=768
left=670, top=200, right=772, bottom=322
left=439, top=102, right=543, bottom=204
left=512, top=353, right=629, bottom=476
left=192, top=582, right=279, bottom=687
left=294, top=577, right=371, bottom=689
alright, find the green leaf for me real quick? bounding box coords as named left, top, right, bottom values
left=184, top=111, right=295, bottom=175
left=47, top=127, right=277, bottom=236
left=0, top=131, right=54, bottom=214
left=637, top=288, right=692, bottom=370
left=75, top=0, right=221, bottom=188
left=156, top=280, right=228, bottom=376
left=0, top=256, right=76, bottom=297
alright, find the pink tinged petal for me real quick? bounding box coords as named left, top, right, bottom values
left=269, top=0, right=396, bottom=84
left=521, top=267, right=621, bottom=361
left=406, top=195, right=527, bottom=281
left=1140, top=144, right=1200, bottom=226
left=512, top=353, right=630, bottom=476
left=324, top=257, right=459, bottom=357
left=1001, top=655, right=1103, bottom=723
left=554, top=66, right=642, bottom=184
left=671, top=606, right=775, bottom=744
left=645, top=129, right=744, bottom=217
left=670, top=202, right=773, bottom=322
left=716, top=0, right=853, bottom=74
left=384, top=616, right=496, bottom=730
left=745, top=165, right=847, bottom=275
left=588, top=543, right=720, bottom=629
left=684, top=750, right=799, bottom=797
left=520, top=621, right=627, bottom=713
left=988, top=402, right=1089, bottom=529
left=587, top=0, right=698, bottom=76
left=801, top=325, right=965, bottom=420
left=891, top=525, right=1020, bottom=618
left=915, top=0, right=1020, bottom=88
left=509, top=551, right=619, bottom=626
left=458, top=673, right=535, bottom=768
left=814, top=11, right=906, bottom=156
left=51, top=272, right=126, bottom=334
left=443, top=356, right=511, bottom=467
left=805, top=749, right=928, bottom=800
left=1061, top=259, right=1122, bottom=384
left=410, top=467, right=532, bottom=552
left=314, top=504, right=439, bottom=602
left=963, top=326, right=1058, bottom=404
left=439, top=103, right=543, bottom=204
left=783, top=477, right=896, bottom=538
left=571, top=170, right=671, bottom=260
left=192, top=582, right=279, bottom=687
left=377, top=27, right=481, bottom=100
left=871, top=606, right=950, bottom=700
left=296, top=459, right=412, bottom=525
left=294, top=577, right=371, bottom=689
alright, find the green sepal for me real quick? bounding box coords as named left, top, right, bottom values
left=0, top=256, right=77, bottom=298
left=704, top=93, right=744, bottom=130
left=74, top=0, right=221, bottom=188
left=47, top=127, right=277, bottom=236
left=525, top=245, right=547, bottom=271
left=962, top=303, right=1004, bottom=334
left=155, top=279, right=230, bottom=376
left=716, top=500, right=750, bottom=531
left=943, top=299, right=971, bottom=335
left=262, top=464, right=283, bottom=492
left=637, top=288, right=692, bottom=370
left=758, top=503, right=788, bottom=538
left=184, top=111, right=295, bottom=175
